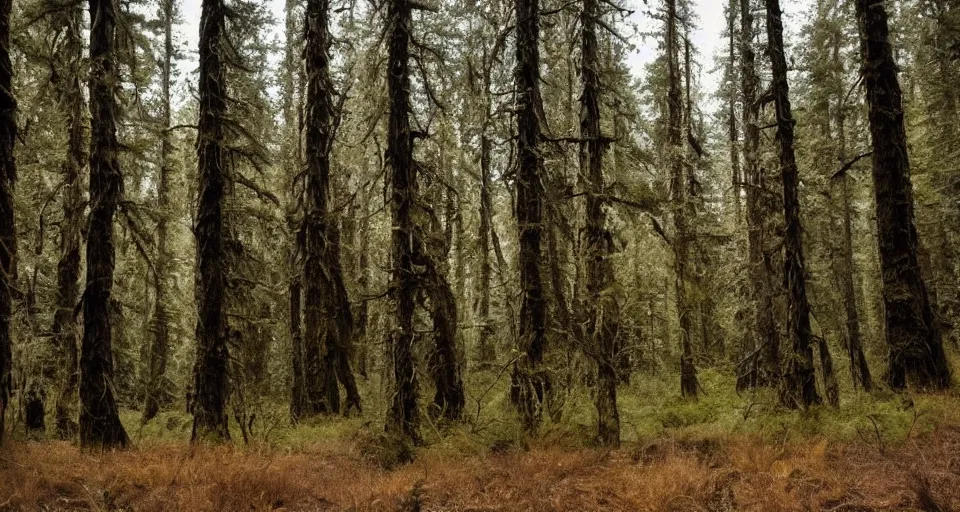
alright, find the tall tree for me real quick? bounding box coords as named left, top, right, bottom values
left=512, top=0, right=549, bottom=432
left=736, top=0, right=780, bottom=390
left=80, top=0, right=130, bottom=448
left=0, top=0, right=16, bottom=445
left=855, top=0, right=952, bottom=390
left=31, top=1, right=86, bottom=438
left=192, top=0, right=231, bottom=442
left=765, top=0, right=820, bottom=409
left=384, top=0, right=421, bottom=442
left=281, top=0, right=306, bottom=422
left=143, top=0, right=177, bottom=424
left=303, top=0, right=361, bottom=417
left=581, top=0, right=620, bottom=446
left=726, top=0, right=741, bottom=222
left=666, top=0, right=698, bottom=398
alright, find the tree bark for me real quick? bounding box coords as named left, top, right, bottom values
left=303, top=0, right=360, bottom=417
left=667, top=0, right=698, bottom=399
left=736, top=0, right=780, bottom=391
left=81, top=0, right=130, bottom=448
left=385, top=0, right=421, bottom=442
left=46, top=3, right=85, bottom=438
left=765, top=0, right=820, bottom=409
left=477, top=132, right=495, bottom=366
left=192, top=0, right=231, bottom=442
left=0, top=0, right=16, bottom=445
left=512, top=0, right=549, bottom=433
left=728, top=0, right=741, bottom=222
left=835, top=103, right=872, bottom=392
left=143, top=0, right=176, bottom=425
left=855, top=0, right=952, bottom=391
left=581, top=0, right=619, bottom=447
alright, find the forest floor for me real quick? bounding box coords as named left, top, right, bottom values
left=2, top=424, right=960, bottom=511
left=3, top=371, right=960, bottom=511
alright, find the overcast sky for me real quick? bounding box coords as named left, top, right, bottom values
left=177, top=0, right=812, bottom=115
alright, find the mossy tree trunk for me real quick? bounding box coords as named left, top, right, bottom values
left=192, top=0, right=231, bottom=443
left=80, top=0, right=130, bottom=449
left=512, top=0, right=549, bottom=433
left=855, top=0, right=952, bottom=391
left=0, top=0, right=16, bottom=446
left=765, top=0, right=820, bottom=409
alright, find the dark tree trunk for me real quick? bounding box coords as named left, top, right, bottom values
left=385, top=0, right=422, bottom=442
left=0, top=0, right=16, bottom=445
left=80, top=0, right=130, bottom=449
left=303, top=0, right=359, bottom=417
left=736, top=0, right=779, bottom=391
left=354, top=192, right=370, bottom=378
left=581, top=0, right=619, bottom=447
left=667, top=0, right=698, bottom=399
left=512, top=0, right=549, bottom=433
left=477, top=133, right=495, bottom=366
left=192, top=0, right=231, bottom=442
left=426, top=270, right=464, bottom=422
left=855, top=0, right=952, bottom=391
left=836, top=107, right=872, bottom=392
left=289, top=275, right=306, bottom=421
left=765, top=0, right=820, bottom=409
left=143, top=0, right=176, bottom=425
left=47, top=4, right=85, bottom=439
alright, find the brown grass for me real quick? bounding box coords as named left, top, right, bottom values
left=2, top=427, right=959, bottom=511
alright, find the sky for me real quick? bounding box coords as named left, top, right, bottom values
left=177, top=0, right=812, bottom=116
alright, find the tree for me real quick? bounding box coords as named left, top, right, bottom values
left=726, top=0, right=741, bottom=222
left=581, top=0, right=620, bottom=446
left=302, top=0, right=361, bottom=417
left=80, top=0, right=130, bottom=448
left=47, top=2, right=84, bottom=438
left=192, top=0, right=231, bottom=442
left=281, top=0, right=306, bottom=422
left=855, top=0, right=952, bottom=391
left=384, top=0, right=465, bottom=442
left=666, top=0, right=698, bottom=399
left=765, top=0, right=820, bottom=409
left=735, top=0, right=781, bottom=390
left=512, top=0, right=549, bottom=433
left=142, top=0, right=178, bottom=425
left=0, top=0, right=16, bottom=445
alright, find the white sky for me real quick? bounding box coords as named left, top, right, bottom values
left=178, top=0, right=812, bottom=115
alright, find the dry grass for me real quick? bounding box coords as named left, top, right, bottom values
left=2, top=425, right=959, bottom=511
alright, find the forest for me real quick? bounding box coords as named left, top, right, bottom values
left=1, top=0, right=960, bottom=509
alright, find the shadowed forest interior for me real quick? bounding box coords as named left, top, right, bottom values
left=1, top=0, right=960, bottom=509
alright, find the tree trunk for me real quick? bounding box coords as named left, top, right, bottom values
left=728, top=0, right=741, bottom=222
left=289, top=275, right=305, bottom=421
left=0, top=0, right=16, bottom=445
left=386, top=0, right=422, bottom=443
left=46, top=4, right=85, bottom=439
left=426, top=269, right=464, bottom=422
left=580, top=0, right=619, bottom=447
left=855, top=0, right=952, bottom=391
left=836, top=106, right=872, bottom=392
left=143, top=0, right=176, bottom=425
left=736, top=0, right=780, bottom=391
left=511, top=0, right=549, bottom=432
left=667, top=0, right=698, bottom=399
left=765, top=0, right=820, bottom=409
left=477, top=132, right=495, bottom=366
left=303, top=0, right=359, bottom=417
left=192, top=0, right=231, bottom=442
left=80, top=0, right=130, bottom=448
